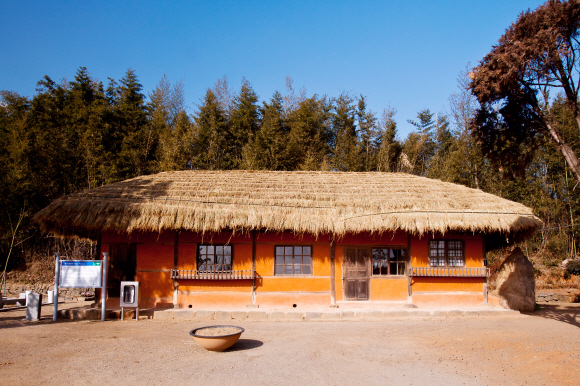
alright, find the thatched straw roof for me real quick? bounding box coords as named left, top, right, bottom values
left=34, top=170, right=542, bottom=240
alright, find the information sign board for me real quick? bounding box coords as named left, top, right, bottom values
left=60, top=261, right=103, bottom=288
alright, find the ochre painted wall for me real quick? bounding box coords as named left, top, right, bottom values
left=410, top=233, right=483, bottom=268
left=334, top=246, right=343, bottom=301
left=100, top=230, right=487, bottom=308
left=370, top=278, right=408, bottom=301
left=175, top=232, right=253, bottom=307
left=409, top=234, right=485, bottom=294
left=135, top=243, right=174, bottom=305
left=337, top=230, right=407, bottom=246
left=411, top=277, right=483, bottom=292
left=334, top=232, right=409, bottom=302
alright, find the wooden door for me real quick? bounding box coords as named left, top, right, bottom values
left=343, top=248, right=370, bottom=300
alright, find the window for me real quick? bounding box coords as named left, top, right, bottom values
left=197, top=245, right=232, bottom=272
left=429, top=240, right=464, bottom=267
left=372, top=248, right=407, bottom=275
left=275, top=246, right=312, bottom=275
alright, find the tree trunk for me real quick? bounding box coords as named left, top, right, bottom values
left=546, top=122, right=580, bottom=183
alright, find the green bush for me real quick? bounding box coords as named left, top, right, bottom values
left=566, top=260, right=580, bottom=276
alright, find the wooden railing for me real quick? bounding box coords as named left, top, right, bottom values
left=409, top=267, right=489, bottom=277
left=171, top=269, right=255, bottom=280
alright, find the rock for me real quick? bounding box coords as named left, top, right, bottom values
left=496, top=247, right=536, bottom=312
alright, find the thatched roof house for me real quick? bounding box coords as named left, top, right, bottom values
left=35, top=170, right=542, bottom=241
left=36, top=171, right=543, bottom=309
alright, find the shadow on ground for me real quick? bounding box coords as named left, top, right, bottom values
left=527, top=303, right=580, bottom=328
left=227, top=339, right=264, bottom=352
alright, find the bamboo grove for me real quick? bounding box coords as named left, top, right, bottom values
left=0, top=66, right=579, bottom=273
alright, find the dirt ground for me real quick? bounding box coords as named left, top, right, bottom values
left=1, top=304, right=579, bottom=386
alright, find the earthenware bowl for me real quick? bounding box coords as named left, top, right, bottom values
left=190, top=325, right=245, bottom=352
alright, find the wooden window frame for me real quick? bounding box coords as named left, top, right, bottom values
left=274, top=245, right=313, bottom=276
left=428, top=240, right=465, bottom=267
left=196, top=244, right=233, bottom=272
left=371, top=247, right=408, bottom=276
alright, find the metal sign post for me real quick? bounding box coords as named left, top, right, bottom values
left=53, top=253, right=60, bottom=321
left=53, top=252, right=107, bottom=322
left=101, top=252, right=108, bottom=322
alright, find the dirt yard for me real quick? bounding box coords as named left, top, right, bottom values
left=1, top=304, right=579, bottom=386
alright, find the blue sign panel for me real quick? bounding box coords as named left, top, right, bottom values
left=60, top=260, right=103, bottom=288
left=62, top=261, right=102, bottom=267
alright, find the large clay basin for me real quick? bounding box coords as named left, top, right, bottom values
left=190, top=325, right=245, bottom=352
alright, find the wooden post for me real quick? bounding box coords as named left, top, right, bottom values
left=481, top=234, right=487, bottom=303
left=407, top=233, right=413, bottom=305
left=173, top=231, right=180, bottom=308
left=330, top=237, right=336, bottom=307
left=407, top=269, right=413, bottom=304
left=483, top=279, right=488, bottom=304
left=251, top=230, right=257, bottom=305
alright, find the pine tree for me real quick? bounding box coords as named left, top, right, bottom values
left=192, top=89, right=231, bottom=170
left=68, top=67, right=109, bottom=188
left=427, top=114, right=459, bottom=181
left=111, top=69, right=149, bottom=179
left=242, top=92, right=287, bottom=170
left=229, top=79, right=260, bottom=168
left=284, top=95, right=332, bottom=171
left=376, top=108, right=401, bottom=172
left=150, top=76, right=191, bottom=171
left=357, top=96, right=378, bottom=171
left=331, top=93, right=360, bottom=171
left=404, top=109, right=436, bottom=175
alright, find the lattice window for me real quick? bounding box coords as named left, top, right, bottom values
left=429, top=240, right=446, bottom=267
left=275, top=246, right=312, bottom=275
left=372, top=248, right=407, bottom=275
left=447, top=240, right=465, bottom=266
left=429, top=240, right=464, bottom=267
left=197, top=245, right=232, bottom=272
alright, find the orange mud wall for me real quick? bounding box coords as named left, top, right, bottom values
left=254, top=232, right=331, bottom=308
left=334, top=231, right=409, bottom=302
left=177, top=232, right=253, bottom=308
left=410, top=234, right=485, bottom=307
left=100, top=230, right=486, bottom=308
left=101, top=231, right=175, bottom=308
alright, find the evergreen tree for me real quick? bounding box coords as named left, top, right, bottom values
left=331, top=93, right=360, bottom=171
left=284, top=95, right=332, bottom=170
left=242, top=92, right=287, bottom=170
left=428, top=114, right=458, bottom=181
left=403, top=109, right=436, bottom=175
left=192, top=89, right=231, bottom=170
left=68, top=67, right=110, bottom=188
left=357, top=96, right=379, bottom=171
left=376, top=108, right=402, bottom=172
left=111, top=69, right=149, bottom=179
left=150, top=76, right=191, bottom=171
left=229, top=79, right=260, bottom=168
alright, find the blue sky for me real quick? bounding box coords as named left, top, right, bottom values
left=0, top=1, right=544, bottom=136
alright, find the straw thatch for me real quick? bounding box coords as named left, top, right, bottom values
left=33, top=170, right=543, bottom=239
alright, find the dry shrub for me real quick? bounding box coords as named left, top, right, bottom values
left=5, top=238, right=95, bottom=286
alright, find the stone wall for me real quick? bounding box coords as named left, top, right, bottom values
left=1, top=283, right=93, bottom=299
left=536, top=290, right=580, bottom=303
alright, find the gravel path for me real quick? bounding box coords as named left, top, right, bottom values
left=1, top=304, right=578, bottom=385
